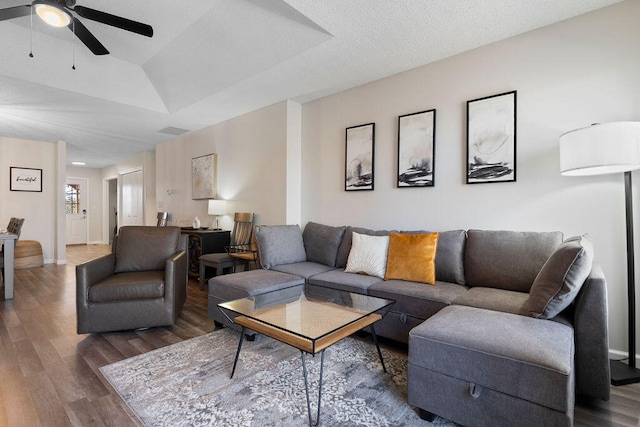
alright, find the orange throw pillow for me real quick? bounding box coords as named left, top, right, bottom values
left=384, top=232, right=439, bottom=284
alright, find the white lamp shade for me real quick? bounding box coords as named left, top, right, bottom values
left=208, top=199, right=227, bottom=215
left=560, top=122, right=640, bottom=176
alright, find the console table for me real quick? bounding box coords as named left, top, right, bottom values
left=180, top=228, right=230, bottom=279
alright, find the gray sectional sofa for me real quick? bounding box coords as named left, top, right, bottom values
left=207, top=222, right=610, bottom=426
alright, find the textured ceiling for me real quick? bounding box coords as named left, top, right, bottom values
left=0, top=0, right=624, bottom=168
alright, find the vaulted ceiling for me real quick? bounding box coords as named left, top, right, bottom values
left=0, top=0, right=623, bottom=168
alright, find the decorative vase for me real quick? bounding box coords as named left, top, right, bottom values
left=192, top=217, right=201, bottom=229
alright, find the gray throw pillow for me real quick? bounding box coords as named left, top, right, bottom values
left=302, top=222, right=346, bottom=267
left=525, top=234, right=594, bottom=319
left=256, top=225, right=307, bottom=270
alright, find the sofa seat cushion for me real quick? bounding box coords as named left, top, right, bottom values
left=368, top=279, right=468, bottom=319
left=208, top=269, right=305, bottom=302
left=452, top=287, right=529, bottom=315
left=307, top=269, right=383, bottom=294
left=271, top=261, right=335, bottom=279
left=89, top=271, right=165, bottom=303
left=409, top=305, right=574, bottom=413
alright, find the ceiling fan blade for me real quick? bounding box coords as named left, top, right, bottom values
left=0, top=5, right=31, bottom=22
left=73, top=6, right=153, bottom=37
left=69, top=17, right=109, bottom=55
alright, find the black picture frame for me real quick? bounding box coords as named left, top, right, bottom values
left=345, top=123, right=375, bottom=191
left=10, top=167, right=42, bottom=192
left=466, top=90, right=517, bottom=184
left=397, top=109, right=436, bottom=188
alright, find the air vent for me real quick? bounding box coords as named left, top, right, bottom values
left=158, top=126, right=190, bottom=136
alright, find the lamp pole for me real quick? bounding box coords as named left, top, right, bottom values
left=610, top=170, right=640, bottom=385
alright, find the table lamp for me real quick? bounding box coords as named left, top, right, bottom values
left=208, top=199, right=227, bottom=230
left=560, top=121, right=640, bottom=385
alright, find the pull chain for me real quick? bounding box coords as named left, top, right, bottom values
left=29, top=6, right=33, bottom=58
left=71, top=19, right=76, bottom=70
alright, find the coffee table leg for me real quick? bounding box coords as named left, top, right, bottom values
left=230, top=326, right=246, bottom=379
left=301, top=350, right=325, bottom=427
left=369, top=324, right=387, bottom=373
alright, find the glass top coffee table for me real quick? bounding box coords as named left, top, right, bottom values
left=218, top=284, right=394, bottom=426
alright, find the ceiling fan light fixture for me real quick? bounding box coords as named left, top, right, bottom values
left=34, top=1, right=71, bottom=27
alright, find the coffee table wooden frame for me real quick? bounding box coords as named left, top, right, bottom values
left=219, top=289, right=393, bottom=426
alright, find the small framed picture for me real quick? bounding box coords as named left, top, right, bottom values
left=466, top=90, right=517, bottom=184
left=345, top=123, right=375, bottom=191
left=10, top=167, right=42, bottom=192
left=397, top=109, right=436, bottom=187
left=192, top=153, right=217, bottom=199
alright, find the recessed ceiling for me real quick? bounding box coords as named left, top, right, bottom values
left=0, top=0, right=624, bottom=168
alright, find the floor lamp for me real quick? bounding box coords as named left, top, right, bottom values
left=560, top=121, right=640, bottom=386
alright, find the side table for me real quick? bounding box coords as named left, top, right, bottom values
left=180, top=228, right=230, bottom=279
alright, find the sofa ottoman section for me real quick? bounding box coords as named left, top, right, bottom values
left=408, top=305, right=575, bottom=427
left=208, top=269, right=305, bottom=330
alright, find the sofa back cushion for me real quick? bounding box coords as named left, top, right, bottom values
left=114, top=226, right=181, bottom=273
left=465, top=229, right=563, bottom=292
left=525, top=234, right=594, bottom=319
left=256, top=225, right=307, bottom=269
left=302, top=222, right=346, bottom=267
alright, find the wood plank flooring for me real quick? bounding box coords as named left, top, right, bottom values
left=1, top=244, right=639, bottom=426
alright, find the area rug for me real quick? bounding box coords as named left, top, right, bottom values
left=100, top=328, right=456, bottom=426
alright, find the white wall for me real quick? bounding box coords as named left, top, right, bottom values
left=156, top=101, right=290, bottom=229
left=0, top=136, right=56, bottom=263
left=301, top=0, right=640, bottom=360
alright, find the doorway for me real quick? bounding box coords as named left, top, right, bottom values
left=65, top=177, right=88, bottom=245
left=120, top=168, right=144, bottom=226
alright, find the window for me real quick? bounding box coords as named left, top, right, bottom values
left=65, top=184, right=80, bottom=214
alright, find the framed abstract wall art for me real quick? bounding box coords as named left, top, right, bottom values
left=345, top=123, right=375, bottom=191
left=466, top=90, right=517, bottom=184
left=397, top=109, right=436, bottom=188
left=192, top=153, right=217, bottom=199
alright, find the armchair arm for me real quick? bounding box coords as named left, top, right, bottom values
left=573, top=262, right=610, bottom=400
left=165, top=250, right=188, bottom=320
left=76, top=253, right=116, bottom=332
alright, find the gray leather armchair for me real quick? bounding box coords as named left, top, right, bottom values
left=76, top=226, right=188, bottom=334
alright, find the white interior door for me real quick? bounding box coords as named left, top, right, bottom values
left=66, top=177, right=88, bottom=245
left=120, top=169, right=144, bottom=226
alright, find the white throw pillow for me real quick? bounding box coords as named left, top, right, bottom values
left=345, top=232, right=390, bottom=278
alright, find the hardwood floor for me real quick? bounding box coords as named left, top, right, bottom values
left=1, top=244, right=639, bottom=426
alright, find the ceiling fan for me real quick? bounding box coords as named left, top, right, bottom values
left=0, top=0, right=153, bottom=55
